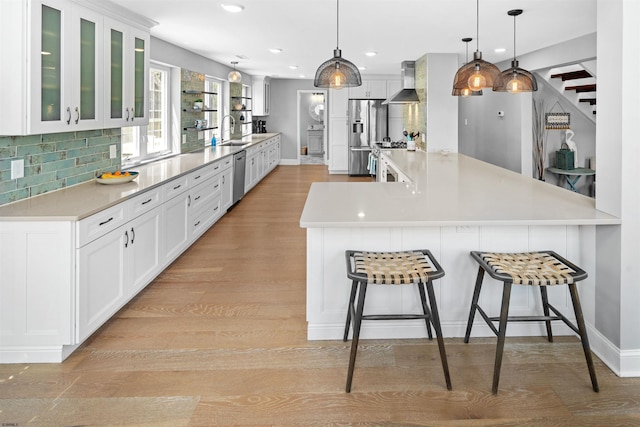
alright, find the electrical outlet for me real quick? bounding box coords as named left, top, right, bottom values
left=182, top=134, right=187, bottom=144
left=11, top=159, right=24, bottom=179
left=109, top=144, right=117, bottom=159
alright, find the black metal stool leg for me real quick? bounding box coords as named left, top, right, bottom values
left=492, top=281, right=512, bottom=395
left=417, top=282, right=433, bottom=340
left=425, top=280, right=452, bottom=390
left=346, top=281, right=368, bottom=393
left=539, top=286, right=554, bottom=342
left=568, top=283, right=600, bottom=392
left=343, top=280, right=358, bottom=341
left=464, top=267, right=485, bottom=343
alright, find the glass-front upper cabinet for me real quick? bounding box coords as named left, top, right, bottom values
left=28, top=0, right=103, bottom=133
left=104, top=17, right=149, bottom=127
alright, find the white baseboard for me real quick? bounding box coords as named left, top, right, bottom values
left=0, top=344, right=79, bottom=363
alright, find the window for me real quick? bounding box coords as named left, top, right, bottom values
left=122, top=63, right=174, bottom=164
left=204, top=76, right=222, bottom=145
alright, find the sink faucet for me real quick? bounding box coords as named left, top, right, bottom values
left=221, top=114, right=236, bottom=141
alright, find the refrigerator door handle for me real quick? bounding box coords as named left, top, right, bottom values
left=350, top=147, right=372, bottom=151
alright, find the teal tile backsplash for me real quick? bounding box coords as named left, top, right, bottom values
left=0, top=129, right=121, bottom=206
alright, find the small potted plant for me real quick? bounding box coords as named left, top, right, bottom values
left=193, top=98, right=203, bottom=110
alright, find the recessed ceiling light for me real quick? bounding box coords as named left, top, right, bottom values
left=269, top=48, right=283, bottom=54
left=494, top=48, right=507, bottom=53
left=365, top=51, right=377, bottom=57
left=221, top=3, right=244, bottom=13
left=289, top=65, right=298, bottom=69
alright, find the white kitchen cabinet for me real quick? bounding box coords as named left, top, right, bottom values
left=329, top=117, right=348, bottom=173
left=0, top=222, right=74, bottom=353
left=103, top=17, right=149, bottom=127
left=162, top=184, right=191, bottom=265
left=221, top=166, right=233, bottom=211
left=77, top=222, right=128, bottom=342
left=329, top=88, right=348, bottom=118
left=348, top=79, right=387, bottom=99
left=0, top=0, right=103, bottom=134
left=252, top=76, right=271, bottom=116
left=0, top=0, right=150, bottom=135
left=127, top=208, right=162, bottom=295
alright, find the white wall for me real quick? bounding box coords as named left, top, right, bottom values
left=459, top=89, right=527, bottom=173
left=425, top=54, right=459, bottom=153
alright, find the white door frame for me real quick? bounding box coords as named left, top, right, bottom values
left=297, top=90, right=328, bottom=164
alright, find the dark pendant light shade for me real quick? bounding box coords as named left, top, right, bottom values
left=314, top=0, right=362, bottom=89
left=452, top=0, right=499, bottom=92
left=452, top=37, right=483, bottom=96
left=493, top=9, right=537, bottom=93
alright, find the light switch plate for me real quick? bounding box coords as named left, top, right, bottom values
left=109, top=144, right=117, bottom=159
left=11, top=159, right=24, bottom=179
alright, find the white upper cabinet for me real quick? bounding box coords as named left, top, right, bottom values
left=104, top=17, right=149, bottom=127
left=252, top=76, right=271, bottom=116
left=0, top=0, right=151, bottom=135
left=348, top=79, right=387, bottom=99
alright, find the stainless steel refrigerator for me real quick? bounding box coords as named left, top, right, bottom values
left=348, top=99, right=388, bottom=176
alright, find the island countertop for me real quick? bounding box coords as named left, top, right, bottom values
left=300, top=150, right=620, bottom=227
left=0, top=133, right=280, bottom=221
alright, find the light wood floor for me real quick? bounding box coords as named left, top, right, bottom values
left=2, top=165, right=640, bottom=426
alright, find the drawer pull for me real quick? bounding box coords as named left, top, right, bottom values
left=173, top=184, right=181, bottom=190
left=194, top=220, right=201, bottom=227
left=214, top=166, right=220, bottom=170
left=214, top=206, right=219, bottom=211
left=195, top=195, right=201, bottom=201
left=99, top=217, right=114, bottom=226
left=194, top=175, right=201, bottom=180
left=214, top=184, right=219, bottom=189
left=141, top=198, right=153, bottom=205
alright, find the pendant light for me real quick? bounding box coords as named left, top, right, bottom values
left=228, top=61, right=242, bottom=83
left=314, top=0, right=361, bottom=90
left=493, top=9, right=538, bottom=93
left=452, top=0, right=499, bottom=92
left=452, top=38, right=483, bottom=97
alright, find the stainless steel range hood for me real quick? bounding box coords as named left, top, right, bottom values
left=383, top=61, right=420, bottom=104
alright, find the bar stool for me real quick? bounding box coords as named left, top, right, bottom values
left=464, top=250, right=599, bottom=394
left=343, top=249, right=452, bottom=393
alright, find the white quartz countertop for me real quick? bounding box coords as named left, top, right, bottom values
left=0, top=133, right=279, bottom=221
left=300, top=150, right=620, bottom=227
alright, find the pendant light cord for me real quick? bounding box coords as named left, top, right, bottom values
left=476, top=0, right=480, bottom=51
left=336, top=0, right=340, bottom=49
left=513, top=13, right=517, bottom=60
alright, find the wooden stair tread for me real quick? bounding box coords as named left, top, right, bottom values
left=565, top=84, right=596, bottom=92
left=579, top=98, right=597, bottom=105
left=551, top=70, right=592, bottom=80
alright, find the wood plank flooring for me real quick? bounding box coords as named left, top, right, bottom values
left=2, top=165, right=640, bottom=426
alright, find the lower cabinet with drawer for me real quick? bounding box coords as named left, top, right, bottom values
left=0, top=147, right=273, bottom=363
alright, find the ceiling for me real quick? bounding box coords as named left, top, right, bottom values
left=109, top=0, right=596, bottom=79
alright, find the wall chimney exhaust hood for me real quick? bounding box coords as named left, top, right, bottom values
left=383, top=61, right=420, bottom=104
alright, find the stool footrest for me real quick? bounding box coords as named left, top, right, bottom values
left=362, top=313, right=430, bottom=321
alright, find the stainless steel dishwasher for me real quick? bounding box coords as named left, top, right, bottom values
left=232, top=151, right=246, bottom=204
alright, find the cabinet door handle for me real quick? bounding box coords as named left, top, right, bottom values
left=99, top=217, right=114, bottom=226
left=125, top=108, right=130, bottom=121
left=66, top=107, right=71, bottom=125
left=75, top=107, right=80, bottom=124
left=173, top=184, right=181, bottom=190
left=188, top=194, right=191, bottom=207
left=124, top=230, right=129, bottom=248
left=130, top=227, right=135, bottom=244
left=130, top=107, right=134, bottom=121
left=222, top=176, right=225, bottom=184
left=141, top=198, right=152, bottom=205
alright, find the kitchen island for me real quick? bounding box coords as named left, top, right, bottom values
left=300, top=150, right=620, bottom=342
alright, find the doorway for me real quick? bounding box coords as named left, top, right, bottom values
left=297, top=90, right=327, bottom=165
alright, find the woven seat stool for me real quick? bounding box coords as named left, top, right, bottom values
left=464, top=250, right=599, bottom=394
left=343, top=249, right=452, bottom=393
